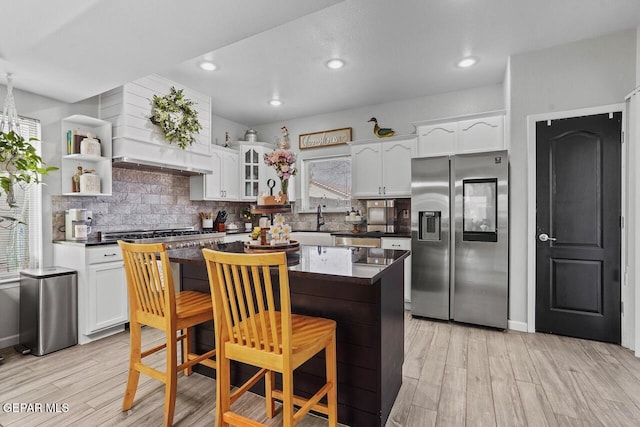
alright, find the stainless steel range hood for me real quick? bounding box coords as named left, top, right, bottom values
left=112, top=156, right=210, bottom=176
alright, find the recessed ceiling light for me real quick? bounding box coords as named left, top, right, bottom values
left=326, top=58, right=345, bottom=69
left=199, top=61, right=217, bottom=71
left=456, top=57, right=477, bottom=68
left=269, top=99, right=282, bottom=107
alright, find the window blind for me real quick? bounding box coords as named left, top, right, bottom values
left=0, top=115, right=42, bottom=279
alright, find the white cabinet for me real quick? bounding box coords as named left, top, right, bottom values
left=53, top=243, right=127, bottom=344
left=190, top=146, right=239, bottom=200
left=60, top=115, right=112, bottom=196
left=351, top=135, right=416, bottom=198
left=381, top=237, right=411, bottom=303
left=414, top=112, right=505, bottom=158
left=87, top=260, right=128, bottom=333
left=415, top=122, right=457, bottom=157
left=457, top=115, right=504, bottom=154
left=236, top=142, right=295, bottom=202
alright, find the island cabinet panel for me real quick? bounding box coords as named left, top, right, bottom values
left=180, top=258, right=404, bottom=426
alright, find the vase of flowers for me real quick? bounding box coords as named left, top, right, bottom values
left=263, top=147, right=297, bottom=197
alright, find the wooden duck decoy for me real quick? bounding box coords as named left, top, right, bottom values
left=368, top=117, right=395, bottom=138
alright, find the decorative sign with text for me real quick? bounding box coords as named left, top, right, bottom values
left=298, top=127, right=352, bottom=150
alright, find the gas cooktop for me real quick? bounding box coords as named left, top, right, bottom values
left=101, top=227, right=225, bottom=249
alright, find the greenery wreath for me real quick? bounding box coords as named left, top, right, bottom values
left=150, top=86, right=202, bottom=149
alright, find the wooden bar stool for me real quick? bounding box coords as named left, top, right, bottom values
left=202, top=249, right=338, bottom=427
left=118, top=241, right=216, bottom=427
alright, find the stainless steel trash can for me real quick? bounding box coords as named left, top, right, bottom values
left=19, top=267, right=77, bottom=356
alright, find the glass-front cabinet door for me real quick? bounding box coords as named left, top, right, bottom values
left=237, top=142, right=294, bottom=202
left=243, top=147, right=260, bottom=199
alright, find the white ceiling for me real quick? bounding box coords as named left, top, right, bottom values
left=2, top=0, right=640, bottom=126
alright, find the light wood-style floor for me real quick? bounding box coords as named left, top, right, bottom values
left=2, top=313, right=640, bottom=426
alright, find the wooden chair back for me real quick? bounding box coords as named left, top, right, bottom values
left=202, top=250, right=292, bottom=356
left=119, top=241, right=175, bottom=327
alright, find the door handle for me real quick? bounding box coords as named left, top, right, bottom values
left=538, top=233, right=557, bottom=242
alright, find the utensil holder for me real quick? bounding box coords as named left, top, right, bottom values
left=202, top=219, right=213, bottom=229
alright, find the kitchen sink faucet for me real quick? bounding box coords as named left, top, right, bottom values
left=316, top=204, right=325, bottom=231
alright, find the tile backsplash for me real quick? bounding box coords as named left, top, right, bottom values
left=52, top=168, right=248, bottom=241
left=52, top=168, right=407, bottom=241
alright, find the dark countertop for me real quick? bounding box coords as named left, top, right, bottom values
left=53, top=238, right=115, bottom=247
left=169, top=241, right=409, bottom=284
left=330, top=231, right=411, bottom=238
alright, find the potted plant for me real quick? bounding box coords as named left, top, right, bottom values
left=0, top=130, right=57, bottom=207
left=240, top=207, right=254, bottom=232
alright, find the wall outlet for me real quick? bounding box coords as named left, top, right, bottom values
left=403, top=209, right=409, bottom=219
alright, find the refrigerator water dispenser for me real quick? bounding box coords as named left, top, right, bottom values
left=419, top=211, right=441, bottom=241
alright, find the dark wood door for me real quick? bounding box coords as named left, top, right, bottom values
left=536, top=112, right=621, bottom=344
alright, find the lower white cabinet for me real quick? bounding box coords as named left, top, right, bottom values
left=381, top=237, right=411, bottom=303
left=53, top=243, right=128, bottom=344
left=87, top=260, right=128, bottom=333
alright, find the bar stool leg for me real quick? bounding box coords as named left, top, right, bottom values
left=163, top=330, right=178, bottom=427
left=216, top=353, right=231, bottom=427
left=122, top=322, right=142, bottom=411
left=282, top=368, right=294, bottom=427
left=326, top=333, right=338, bottom=427
left=265, top=370, right=275, bottom=418
left=182, top=328, right=192, bottom=376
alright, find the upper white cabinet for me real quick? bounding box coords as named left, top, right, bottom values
left=414, top=112, right=505, bottom=158
left=457, top=115, right=504, bottom=153
left=415, top=122, right=457, bottom=157
left=190, top=146, right=239, bottom=201
left=235, top=142, right=295, bottom=202
left=60, top=115, right=112, bottom=196
left=351, top=135, right=417, bottom=198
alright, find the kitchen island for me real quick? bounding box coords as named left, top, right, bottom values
left=169, top=241, right=407, bottom=426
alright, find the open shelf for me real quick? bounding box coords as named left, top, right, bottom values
left=250, top=204, right=292, bottom=215
left=60, top=115, right=112, bottom=196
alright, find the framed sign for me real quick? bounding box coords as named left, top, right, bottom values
left=299, top=127, right=352, bottom=150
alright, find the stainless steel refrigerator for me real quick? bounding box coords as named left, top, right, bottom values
left=411, top=150, right=508, bottom=329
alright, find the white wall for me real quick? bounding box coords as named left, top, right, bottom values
left=0, top=85, right=95, bottom=347
left=0, top=86, right=98, bottom=267
left=211, top=113, right=249, bottom=146
left=509, top=29, right=637, bottom=324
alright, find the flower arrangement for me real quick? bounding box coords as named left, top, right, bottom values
left=264, top=146, right=297, bottom=197
left=269, top=214, right=291, bottom=244
left=150, top=87, right=202, bottom=149
left=263, top=147, right=297, bottom=180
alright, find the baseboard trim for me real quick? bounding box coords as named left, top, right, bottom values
left=0, top=333, right=19, bottom=350
left=508, top=320, right=528, bottom=332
